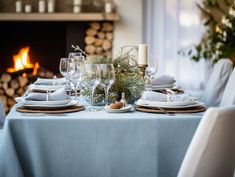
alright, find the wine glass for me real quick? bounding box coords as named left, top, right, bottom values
left=145, top=55, right=158, bottom=91
left=59, top=57, right=71, bottom=96
left=82, top=64, right=101, bottom=106
left=59, top=57, right=69, bottom=78
left=68, top=52, right=84, bottom=62
left=99, top=64, right=115, bottom=105
left=67, top=57, right=84, bottom=99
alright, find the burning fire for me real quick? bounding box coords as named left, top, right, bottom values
left=7, top=47, right=39, bottom=76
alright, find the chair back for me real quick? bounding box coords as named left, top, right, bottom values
left=202, top=59, right=233, bottom=107
left=177, top=106, right=235, bottom=177
left=0, top=100, right=6, bottom=126
left=220, top=68, right=235, bottom=106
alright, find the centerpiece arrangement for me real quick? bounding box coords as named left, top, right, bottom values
left=78, top=46, right=145, bottom=104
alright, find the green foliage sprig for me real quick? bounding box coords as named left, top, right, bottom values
left=180, top=0, right=235, bottom=63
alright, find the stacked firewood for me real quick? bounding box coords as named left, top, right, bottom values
left=85, top=22, right=114, bottom=57
left=0, top=67, right=54, bottom=112
left=0, top=73, right=28, bottom=112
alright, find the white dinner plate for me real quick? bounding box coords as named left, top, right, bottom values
left=136, top=98, right=197, bottom=107
left=136, top=100, right=204, bottom=109
left=20, top=100, right=79, bottom=110
left=152, top=84, right=175, bottom=90
left=105, top=104, right=132, bottom=113
left=15, top=97, right=72, bottom=106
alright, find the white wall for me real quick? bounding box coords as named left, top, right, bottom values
left=113, top=0, right=143, bottom=56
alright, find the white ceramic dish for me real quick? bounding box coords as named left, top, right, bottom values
left=136, top=98, right=197, bottom=107
left=19, top=100, right=79, bottom=110
left=136, top=100, right=204, bottom=109
left=151, top=84, right=174, bottom=90
left=105, top=104, right=132, bottom=113
left=15, top=97, right=72, bottom=106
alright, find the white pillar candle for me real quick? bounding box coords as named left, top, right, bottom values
left=47, top=0, right=55, bottom=13
left=138, top=44, right=148, bottom=65
left=39, top=0, right=46, bottom=13
left=25, top=4, right=32, bottom=13
left=73, top=6, right=82, bottom=13
left=105, top=2, right=113, bottom=13
left=16, top=0, right=22, bottom=13
left=73, top=0, right=82, bottom=5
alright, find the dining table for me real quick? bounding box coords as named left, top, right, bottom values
left=0, top=102, right=203, bottom=177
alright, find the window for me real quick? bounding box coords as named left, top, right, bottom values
left=144, top=0, right=208, bottom=90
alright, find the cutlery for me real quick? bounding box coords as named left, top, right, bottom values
left=155, top=106, right=175, bottom=116
left=21, top=113, right=67, bottom=117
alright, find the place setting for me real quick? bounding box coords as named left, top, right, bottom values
left=135, top=90, right=206, bottom=114
left=15, top=52, right=87, bottom=114
left=15, top=85, right=85, bottom=113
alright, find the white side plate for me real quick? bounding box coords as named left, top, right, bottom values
left=105, top=104, right=132, bottom=113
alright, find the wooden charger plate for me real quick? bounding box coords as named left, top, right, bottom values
left=135, top=105, right=206, bottom=114
left=16, top=105, right=85, bottom=114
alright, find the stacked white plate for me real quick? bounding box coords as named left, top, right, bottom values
left=136, top=98, right=204, bottom=109
left=15, top=97, right=78, bottom=110
left=151, top=84, right=175, bottom=91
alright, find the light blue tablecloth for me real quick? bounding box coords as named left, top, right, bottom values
left=0, top=105, right=202, bottom=177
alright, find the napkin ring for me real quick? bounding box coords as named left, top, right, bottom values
left=166, top=93, right=172, bottom=102
left=46, top=90, right=52, bottom=101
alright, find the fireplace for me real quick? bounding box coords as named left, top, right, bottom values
left=0, top=13, right=118, bottom=112
left=0, top=21, right=86, bottom=74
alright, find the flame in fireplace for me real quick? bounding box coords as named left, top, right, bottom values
left=7, top=47, right=39, bottom=76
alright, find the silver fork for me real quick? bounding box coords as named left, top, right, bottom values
left=21, top=113, right=67, bottom=117
left=155, top=106, right=175, bottom=116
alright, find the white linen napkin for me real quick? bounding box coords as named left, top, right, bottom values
left=140, top=91, right=195, bottom=102
left=142, top=91, right=167, bottom=102
left=34, top=77, right=67, bottom=85
left=25, top=87, right=68, bottom=101
left=151, top=75, right=176, bottom=85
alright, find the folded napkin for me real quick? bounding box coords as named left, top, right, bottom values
left=141, top=91, right=195, bottom=102
left=25, top=87, right=68, bottom=101
left=34, top=77, right=67, bottom=85
left=142, top=91, right=167, bottom=102
left=151, top=75, right=176, bottom=86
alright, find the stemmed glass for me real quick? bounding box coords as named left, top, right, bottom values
left=145, top=55, right=158, bottom=91
left=82, top=64, right=101, bottom=106
left=99, top=64, right=115, bottom=105
left=67, top=56, right=84, bottom=99
left=68, top=52, right=83, bottom=62
left=59, top=57, right=70, bottom=96
left=59, top=57, right=69, bottom=78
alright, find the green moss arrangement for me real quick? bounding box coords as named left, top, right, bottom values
left=181, top=0, right=235, bottom=63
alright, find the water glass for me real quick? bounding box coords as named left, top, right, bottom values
left=82, top=64, right=101, bottom=106
left=99, top=64, right=115, bottom=105
left=67, top=57, right=84, bottom=99
left=145, top=55, right=158, bottom=90
left=59, top=57, right=69, bottom=78
left=68, top=52, right=84, bottom=62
